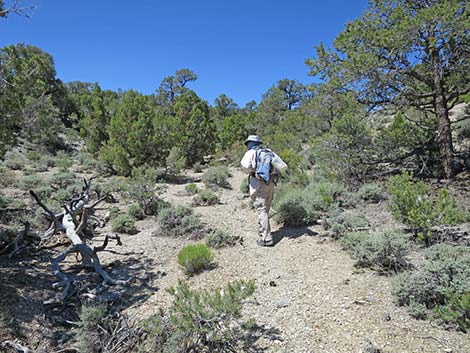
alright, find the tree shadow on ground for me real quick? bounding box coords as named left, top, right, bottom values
left=0, top=250, right=56, bottom=341
left=0, top=246, right=165, bottom=349
left=271, top=225, right=318, bottom=246
left=241, top=324, right=283, bottom=352
left=166, top=174, right=202, bottom=185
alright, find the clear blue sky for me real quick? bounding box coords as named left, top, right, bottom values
left=0, top=0, right=368, bottom=106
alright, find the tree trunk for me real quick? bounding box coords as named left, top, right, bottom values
left=432, top=50, right=455, bottom=179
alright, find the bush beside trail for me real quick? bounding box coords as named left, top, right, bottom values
left=156, top=205, right=204, bottom=239
left=387, top=172, right=469, bottom=244
left=392, top=244, right=470, bottom=332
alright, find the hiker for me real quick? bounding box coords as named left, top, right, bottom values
left=240, top=135, right=286, bottom=247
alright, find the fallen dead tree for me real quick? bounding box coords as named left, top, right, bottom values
left=30, top=178, right=130, bottom=301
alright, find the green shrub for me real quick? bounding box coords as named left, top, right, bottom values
left=433, top=189, right=469, bottom=225
left=387, top=171, right=431, bottom=224
left=108, top=206, right=120, bottom=219
left=392, top=244, right=470, bottom=326
left=324, top=209, right=369, bottom=238
left=274, top=180, right=345, bottom=226
left=74, top=152, right=99, bottom=172
left=32, top=161, right=49, bottom=172
left=192, top=189, right=219, bottom=206
left=274, top=187, right=318, bottom=226
left=340, top=230, right=411, bottom=272
left=0, top=195, right=12, bottom=209
left=358, top=182, right=387, bottom=203
left=240, top=177, right=249, bottom=194
left=96, top=176, right=130, bottom=194
left=25, top=150, right=41, bottom=161
left=184, top=183, right=200, bottom=195
left=128, top=203, right=144, bottom=220
left=111, top=214, right=136, bottom=234
left=202, top=166, right=231, bottom=189
left=49, top=171, right=78, bottom=189
left=78, top=303, right=107, bottom=333
left=143, top=279, right=256, bottom=352
left=205, top=230, right=239, bottom=248
left=127, top=167, right=168, bottom=215
left=55, top=150, right=73, bottom=171
left=338, top=191, right=361, bottom=208
left=33, top=183, right=54, bottom=200
left=23, top=167, right=34, bottom=176
left=387, top=172, right=468, bottom=244
left=307, top=115, right=374, bottom=182
left=177, top=243, right=214, bottom=275
left=156, top=205, right=204, bottom=239
left=76, top=303, right=107, bottom=353
left=0, top=167, right=15, bottom=187
left=433, top=291, right=470, bottom=332
left=40, top=154, right=55, bottom=168
left=16, top=175, right=42, bottom=190
left=407, top=301, right=428, bottom=320
left=166, top=146, right=187, bottom=176
left=3, top=150, right=26, bottom=170
left=192, top=162, right=203, bottom=173
left=51, top=186, right=75, bottom=203
left=277, top=148, right=308, bottom=184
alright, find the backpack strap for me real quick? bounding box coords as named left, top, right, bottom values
left=253, top=146, right=261, bottom=173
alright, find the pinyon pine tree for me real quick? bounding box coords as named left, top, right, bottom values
left=307, top=0, right=470, bottom=178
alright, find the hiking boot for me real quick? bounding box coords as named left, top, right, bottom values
left=256, top=239, right=274, bottom=247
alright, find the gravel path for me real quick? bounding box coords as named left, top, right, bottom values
left=104, top=168, right=470, bottom=353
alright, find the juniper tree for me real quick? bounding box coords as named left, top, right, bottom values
left=0, top=44, right=62, bottom=155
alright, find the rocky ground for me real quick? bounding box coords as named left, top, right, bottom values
left=1, top=167, right=470, bottom=352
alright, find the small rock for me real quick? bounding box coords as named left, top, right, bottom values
left=444, top=349, right=452, bottom=353
left=352, top=299, right=367, bottom=305
left=269, top=280, right=277, bottom=287
left=275, top=299, right=289, bottom=308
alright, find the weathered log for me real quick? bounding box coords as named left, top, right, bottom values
left=51, top=237, right=130, bottom=301
left=1, top=340, right=33, bottom=353
left=30, top=178, right=128, bottom=301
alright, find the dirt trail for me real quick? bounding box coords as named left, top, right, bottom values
left=102, top=168, right=469, bottom=353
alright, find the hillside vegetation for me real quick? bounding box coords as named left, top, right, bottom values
left=1, top=0, right=470, bottom=352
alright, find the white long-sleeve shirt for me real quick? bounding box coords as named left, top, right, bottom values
left=240, top=148, right=258, bottom=174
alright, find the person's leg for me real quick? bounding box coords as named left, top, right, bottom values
left=261, top=182, right=275, bottom=243
left=253, top=183, right=274, bottom=244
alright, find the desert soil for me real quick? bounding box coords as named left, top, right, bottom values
left=2, top=167, right=470, bottom=353
left=104, top=168, right=469, bottom=353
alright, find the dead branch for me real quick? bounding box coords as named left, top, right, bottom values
left=0, top=221, right=32, bottom=258
left=51, top=239, right=130, bottom=301
left=29, top=190, right=63, bottom=241
left=1, top=340, right=33, bottom=353
left=0, top=0, right=34, bottom=18
left=30, top=178, right=129, bottom=301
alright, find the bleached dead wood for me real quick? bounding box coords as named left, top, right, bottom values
left=0, top=340, right=33, bottom=353
left=30, top=178, right=129, bottom=301
left=51, top=236, right=130, bottom=301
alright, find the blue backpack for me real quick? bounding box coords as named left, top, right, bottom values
left=255, top=148, right=274, bottom=183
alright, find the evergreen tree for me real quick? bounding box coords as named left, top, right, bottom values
left=307, top=0, right=470, bottom=178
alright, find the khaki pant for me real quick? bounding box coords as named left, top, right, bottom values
left=250, top=178, right=275, bottom=243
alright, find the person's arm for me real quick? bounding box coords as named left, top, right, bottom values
left=240, top=150, right=255, bottom=174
